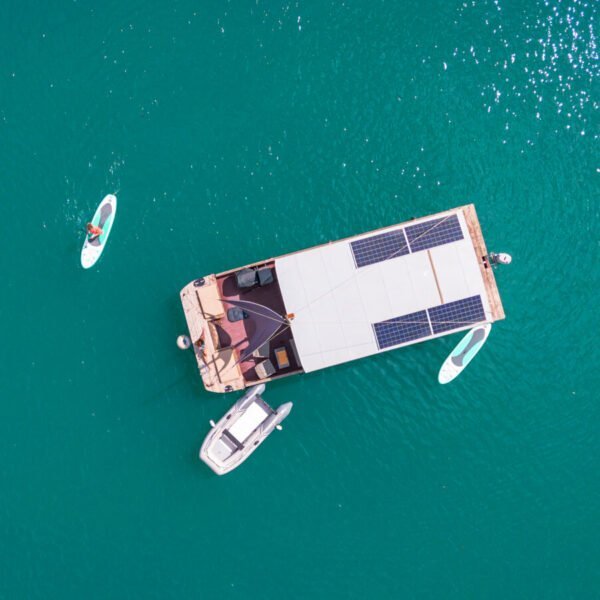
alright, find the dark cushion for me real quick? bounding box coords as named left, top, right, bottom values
left=235, top=268, right=257, bottom=289
left=227, top=307, right=247, bottom=322
left=257, top=267, right=274, bottom=286
left=256, top=359, right=276, bottom=379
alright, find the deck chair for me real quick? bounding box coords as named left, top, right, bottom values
left=235, top=268, right=257, bottom=290
left=257, top=267, right=274, bottom=286
left=251, top=342, right=270, bottom=359
left=227, top=307, right=248, bottom=322
left=255, top=359, right=276, bottom=379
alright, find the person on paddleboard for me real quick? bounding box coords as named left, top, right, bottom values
left=86, top=222, right=103, bottom=241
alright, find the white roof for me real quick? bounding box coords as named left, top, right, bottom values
left=275, top=208, right=491, bottom=373
left=228, top=401, right=269, bottom=442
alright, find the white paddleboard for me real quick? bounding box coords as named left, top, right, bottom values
left=438, top=323, right=491, bottom=384
left=81, top=194, right=117, bottom=269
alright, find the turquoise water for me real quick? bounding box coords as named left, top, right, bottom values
left=1, top=1, right=598, bottom=597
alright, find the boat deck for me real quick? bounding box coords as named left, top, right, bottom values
left=215, top=264, right=302, bottom=384
left=180, top=203, right=506, bottom=393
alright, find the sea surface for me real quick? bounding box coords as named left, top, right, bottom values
left=1, top=1, right=598, bottom=598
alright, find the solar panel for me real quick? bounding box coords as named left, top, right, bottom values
left=351, top=229, right=409, bottom=268
left=428, top=295, right=486, bottom=334
left=405, top=214, right=463, bottom=253
left=373, top=310, right=431, bottom=349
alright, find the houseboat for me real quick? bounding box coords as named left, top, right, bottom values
left=180, top=204, right=505, bottom=393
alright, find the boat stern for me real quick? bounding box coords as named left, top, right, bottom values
left=180, top=275, right=246, bottom=393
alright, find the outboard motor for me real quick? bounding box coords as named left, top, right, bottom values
left=489, top=252, right=512, bottom=265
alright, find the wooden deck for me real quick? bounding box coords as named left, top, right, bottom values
left=462, top=204, right=505, bottom=321
left=180, top=275, right=245, bottom=393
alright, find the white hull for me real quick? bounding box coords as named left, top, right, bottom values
left=200, top=385, right=292, bottom=475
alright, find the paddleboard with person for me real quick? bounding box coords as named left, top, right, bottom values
left=81, top=194, right=117, bottom=269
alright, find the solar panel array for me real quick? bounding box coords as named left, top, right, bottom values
left=428, top=295, right=486, bottom=334
left=351, top=214, right=464, bottom=269
left=404, top=214, right=463, bottom=253
left=351, top=229, right=409, bottom=268
left=373, top=295, right=486, bottom=349
left=373, top=310, right=431, bottom=349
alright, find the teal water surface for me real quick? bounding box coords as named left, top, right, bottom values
left=1, top=1, right=598, bottom=598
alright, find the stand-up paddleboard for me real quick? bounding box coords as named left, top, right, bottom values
left=438, top=323, right=491, bottom=384
left=81, top=194, right=117, bottom=269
